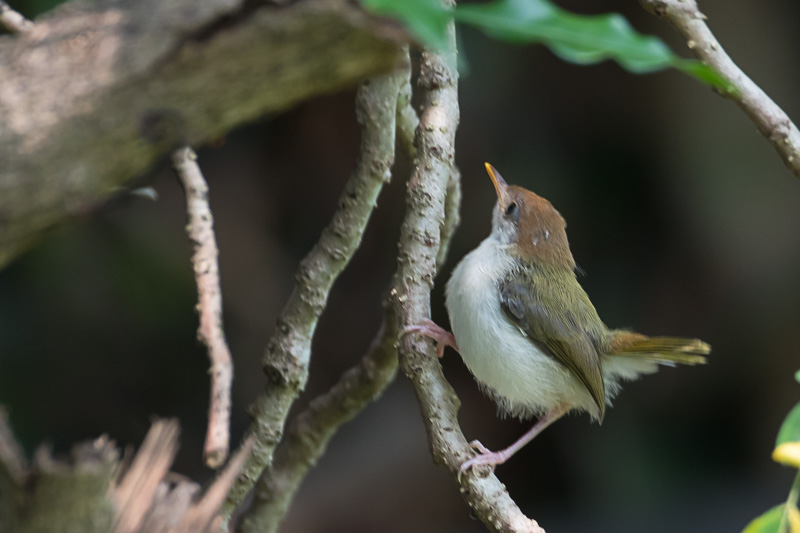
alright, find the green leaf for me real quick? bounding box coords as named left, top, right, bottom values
left=361, top=0, right=452, bottom=51
left=360, top=0, right=729, bottom=91
left=795, top=369, right=800, bottom=384
left=674, top=59, right=735, bottom=94
left=777, top=403, right=800, bottom=448
left=455, top=0, right=727, bottom=90
left=743, top=504, right=785, bottom=533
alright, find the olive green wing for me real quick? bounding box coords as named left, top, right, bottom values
left=498, top=269, right=606, bottom=418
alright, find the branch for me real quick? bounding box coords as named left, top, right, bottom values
left=0, top=1, right=32, bottom=33
left=237, top=304, right=398, bottom=533
left=223, top=63, right=406, bottom=516
left=0, top=0, right=407, bottom=269
left=640, top=0, right=800, bottom=179
left=392, top=20, right=545, bottom=533
left=237, top=89, right=459, bottom=530
left=396, top=67, right=418, bottom=160
left=173, top=147, right=233, bottom=469
left=438, top=167, right=462, bottom=269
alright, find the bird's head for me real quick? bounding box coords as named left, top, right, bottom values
left=485, top=163, right=576, bottom=270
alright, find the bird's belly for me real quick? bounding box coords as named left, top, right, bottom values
left=445, top=239, right=596, bottom=419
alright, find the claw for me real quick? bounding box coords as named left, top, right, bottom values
left=457, top=440, right=506, bottom=481
left=457, top=408, right=569, bottom=481
left=401, top=319, right=458, bottom=358
left=468, top=439, right=492, bottom=455
left=459, top=443, right=507, bottom=477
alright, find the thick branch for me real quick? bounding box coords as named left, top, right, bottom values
left=438, top=168, right=462, bottom=269
left=392, top=20, right=545, bottom=533
left=173, top=147, right=233, bottom=469
left=0, top=0, right=406, bottom=268
left=640, top=0, right=800, bottom=179
left=224, top=64, right=406, bottom=515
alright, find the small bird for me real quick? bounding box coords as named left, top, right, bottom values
left=406, top=163, right=709, bottom=473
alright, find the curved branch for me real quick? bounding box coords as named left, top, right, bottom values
left=238, top=93, right=461, bottom=528
left=237, top=303, right=398, bottom=533
left=640, top=0, right=800, bottom=179
left=392, top=19, right=545, bottom=533
left=223, top=63, right=406, bottom=516
left=0, top=0, right=406, bottom=268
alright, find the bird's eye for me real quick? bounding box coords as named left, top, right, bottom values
left=505, top=202, right=519, bottom=221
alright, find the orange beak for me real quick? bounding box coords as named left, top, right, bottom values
left=485, top=162, right=508, bottom=207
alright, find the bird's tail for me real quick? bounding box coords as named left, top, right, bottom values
left=609, top=332, right=710, bottom=366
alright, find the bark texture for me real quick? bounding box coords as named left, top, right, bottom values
left=223, top=63, right=407, bottom=517
left=392, top=15, right=545, bottom=533
left=173, top=147, right=234, bottom=469
left=0, top=0, right=406, bottom=268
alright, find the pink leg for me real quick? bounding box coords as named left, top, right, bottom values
left=402, top=319, right=459, bottom=358
left=460, top=406, right=568, bottom=474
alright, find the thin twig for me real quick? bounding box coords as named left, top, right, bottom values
left=0, top=1, right=32, bottom=34
left=223, top=60, right=405, bottom=516
left=392, top=18, right=546, bottom=533
left=173, top=147, right=233, bottom=469
left=640, top=0, right=800, bottom=179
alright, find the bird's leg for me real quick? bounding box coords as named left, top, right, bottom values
left=401, top=319, right=459, bottom=358
left=460, top=406, right=568, bottom=474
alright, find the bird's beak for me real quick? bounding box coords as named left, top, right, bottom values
left=485, top=162, right=508, bottom=208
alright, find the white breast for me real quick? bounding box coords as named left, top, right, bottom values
left=445, top=237, right=598, bottom=419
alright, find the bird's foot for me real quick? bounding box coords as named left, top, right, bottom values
left=458, top=440, right=509, bottom=480
left=401, top=319, right=459, bottom=358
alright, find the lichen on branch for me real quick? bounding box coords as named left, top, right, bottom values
left=224, top=62, right=409, bottom=517
left=391, top=11, right=545, bottom=533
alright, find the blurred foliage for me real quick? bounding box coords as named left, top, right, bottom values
left=745, top=372, right=800, bottom=533
left=13, top=0, right=65, bottom=18
left=744, top=505, right=789, bottom=533
left=777, top=403, right=800, bottom=449
left=361, top=0, right=729, bottom=90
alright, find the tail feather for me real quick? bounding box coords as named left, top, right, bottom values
left=610, top=333, right=710, bottom=366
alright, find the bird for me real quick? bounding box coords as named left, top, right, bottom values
left=405, top=163, right=709, bottom=473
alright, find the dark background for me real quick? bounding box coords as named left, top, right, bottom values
left=2, top=0, right=800, bottom=531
